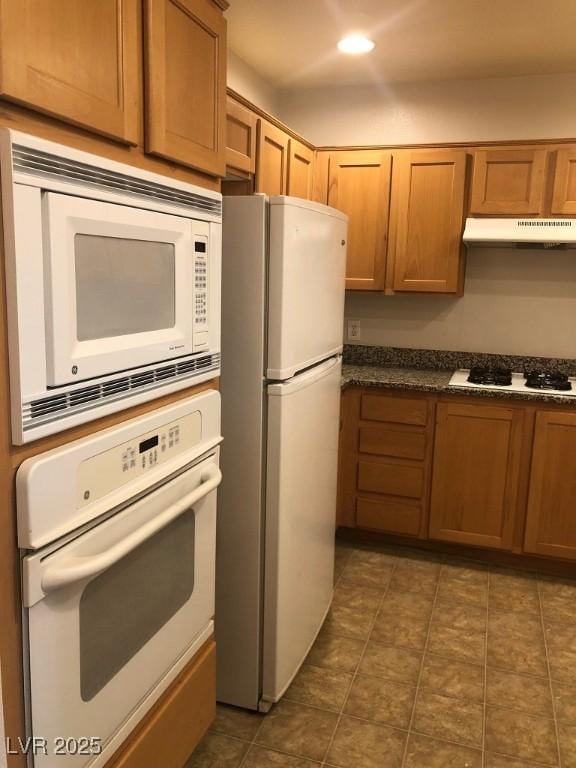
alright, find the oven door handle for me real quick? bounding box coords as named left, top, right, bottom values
left=40, top=466, right=222, bottom=595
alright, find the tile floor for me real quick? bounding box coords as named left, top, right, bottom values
left=187, top=539, right=576, bottom=767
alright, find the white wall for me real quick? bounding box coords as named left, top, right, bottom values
left=278, top=72, right=576, bottom=146
left=227, top=50, right=281, bottom=116
left=345, top=250, right=576, bottom=359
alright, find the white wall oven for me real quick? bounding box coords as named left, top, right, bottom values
left=17, top=391, right=221, bottom=768
left=0, top=130, right=221, bottom=444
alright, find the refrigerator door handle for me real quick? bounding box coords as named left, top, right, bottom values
left=267, top=356, right=341, bottom=396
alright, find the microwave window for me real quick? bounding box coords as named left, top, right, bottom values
left=75, top=235, right=176, bottom=341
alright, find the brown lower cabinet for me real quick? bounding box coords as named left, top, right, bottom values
left=338, top=388, right=433, bottom=537
left=429, top=402, right=525, bottom=550
left=524, top=411, right=576, bottom=560
left=338, top=386, right=576, bottom=563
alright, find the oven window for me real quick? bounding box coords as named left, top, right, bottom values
left=79, top=512, right=195, bottom=701
left=75, top=235, right=176, bottom=341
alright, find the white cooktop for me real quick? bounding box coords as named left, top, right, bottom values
left=449, top=369, right=576, bottom=398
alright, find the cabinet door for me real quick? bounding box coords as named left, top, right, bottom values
left=524, top=411, right=576, bottom=560
left=327, top=150, right=392, bottom=291
left=551, top=149, right=576, bottom=215
left=225, top=97, right=258, bottom=175
left=390, top=150, right=466, bottom=294
left=145, top=0, right=227, bottom=176
left=255, top=120, right=289, bottom=195
left=470, top=149, right=547, bottom=215
left=287, top=139, right=315, bottom=200
left=0, top=0, right=139, bottom=143
left=430, top=403, right=524, bottom=549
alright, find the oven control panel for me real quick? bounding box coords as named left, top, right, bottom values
left=76, top=411, right=202, bottom=509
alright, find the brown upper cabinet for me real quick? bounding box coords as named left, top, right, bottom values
left=287, top=139, right=315, bottom=199
left=0, top=0, right=140, bottom=143
left=145, top=0, right=227, bottom=176
left=470, top=148, right=548, bottom=215
left=389, top=150, right=467, bottom=294
left=327, top=150, right=392, bottom=291
left=255, top=119, right=290, bottom=195
left=225, top=96, right=258, bottom=175
left=524, top=410, right=576, bottom=561
left=429, top=402, right=524, bottom=550
left=551, top=149, right=576, bottom=215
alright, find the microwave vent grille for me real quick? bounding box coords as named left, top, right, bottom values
left=12, top=145, right=222, bottom=217
left=24, top=353, right=220, bottom=430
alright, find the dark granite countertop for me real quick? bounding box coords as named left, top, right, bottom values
left=342, top=363, right=576, bottom=406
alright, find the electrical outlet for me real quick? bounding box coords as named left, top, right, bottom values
left=347, top=319, right=361, bottom=341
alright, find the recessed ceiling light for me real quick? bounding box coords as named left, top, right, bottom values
left=337, top=34, right=375, bottom=55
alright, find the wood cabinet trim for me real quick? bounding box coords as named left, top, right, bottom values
left=226, top=87, right=315, bottom=150
left=104, top=639, right=215, bottom=768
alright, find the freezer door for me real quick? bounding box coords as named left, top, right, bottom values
left=263, top=356, right=341, bottom=703
left=267, top=197, right=347, bottom=380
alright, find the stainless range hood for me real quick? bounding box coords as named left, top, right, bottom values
left=463, top=218, right=576, bottom=249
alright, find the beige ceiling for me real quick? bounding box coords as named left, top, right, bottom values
left=226, top=0, right=576, bottom=89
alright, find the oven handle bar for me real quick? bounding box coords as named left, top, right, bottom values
left=40, top=465, right=222, bottom=594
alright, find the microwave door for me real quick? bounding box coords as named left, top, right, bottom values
left=42, top=193, right=198, bottom=386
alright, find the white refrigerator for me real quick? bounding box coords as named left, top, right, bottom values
left=216, top=195, right=347, bottom=710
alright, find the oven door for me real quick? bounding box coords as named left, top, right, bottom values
left=43, top=192, right=205, bottom=386
left=22, top=451, right=220, bottom=768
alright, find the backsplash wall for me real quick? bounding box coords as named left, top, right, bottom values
left=345, top=249, right=576, bottom=359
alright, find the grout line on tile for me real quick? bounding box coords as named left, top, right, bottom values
left=537, top=580, right=562, bottom=768
left=482, top=570, right=490, bottom=768
left=319, top=555, right=399, bottom=765
left=399, top=556, right=443, bottom=767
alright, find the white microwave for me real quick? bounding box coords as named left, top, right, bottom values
left=0, top=130, right=221, bottom=444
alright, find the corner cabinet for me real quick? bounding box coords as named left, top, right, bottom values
left=469, top=149, right=548, bottom=215
left=144, top=0, right=227, bottom=176
left=388, top=150, right=467, bottom=294
left=524, top=411, right=576, bottom=560
left=327, top=150, right=392, bottom=291
left=0, top=0, right=140, bottom=143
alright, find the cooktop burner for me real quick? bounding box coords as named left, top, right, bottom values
left=524, top=370, right=573, bottom=391
left=449, top=369, right=576, bottom=398
left=467, top=367, right=512, bottom=386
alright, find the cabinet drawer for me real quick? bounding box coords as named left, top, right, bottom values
left=359, top=424, right=426, bottom=460
left=356, top=498, right=421, bottom=536
left=358, top=461, right=424, bottom=499
left=361, top=394, right=428, bottom=426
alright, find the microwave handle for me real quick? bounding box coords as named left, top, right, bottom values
left=40, top=465, right=222, bottom=595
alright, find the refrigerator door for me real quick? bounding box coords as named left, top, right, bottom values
left=267, top=197, right=347, bottom=381
left=263, top=356, right=341, bottom=704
